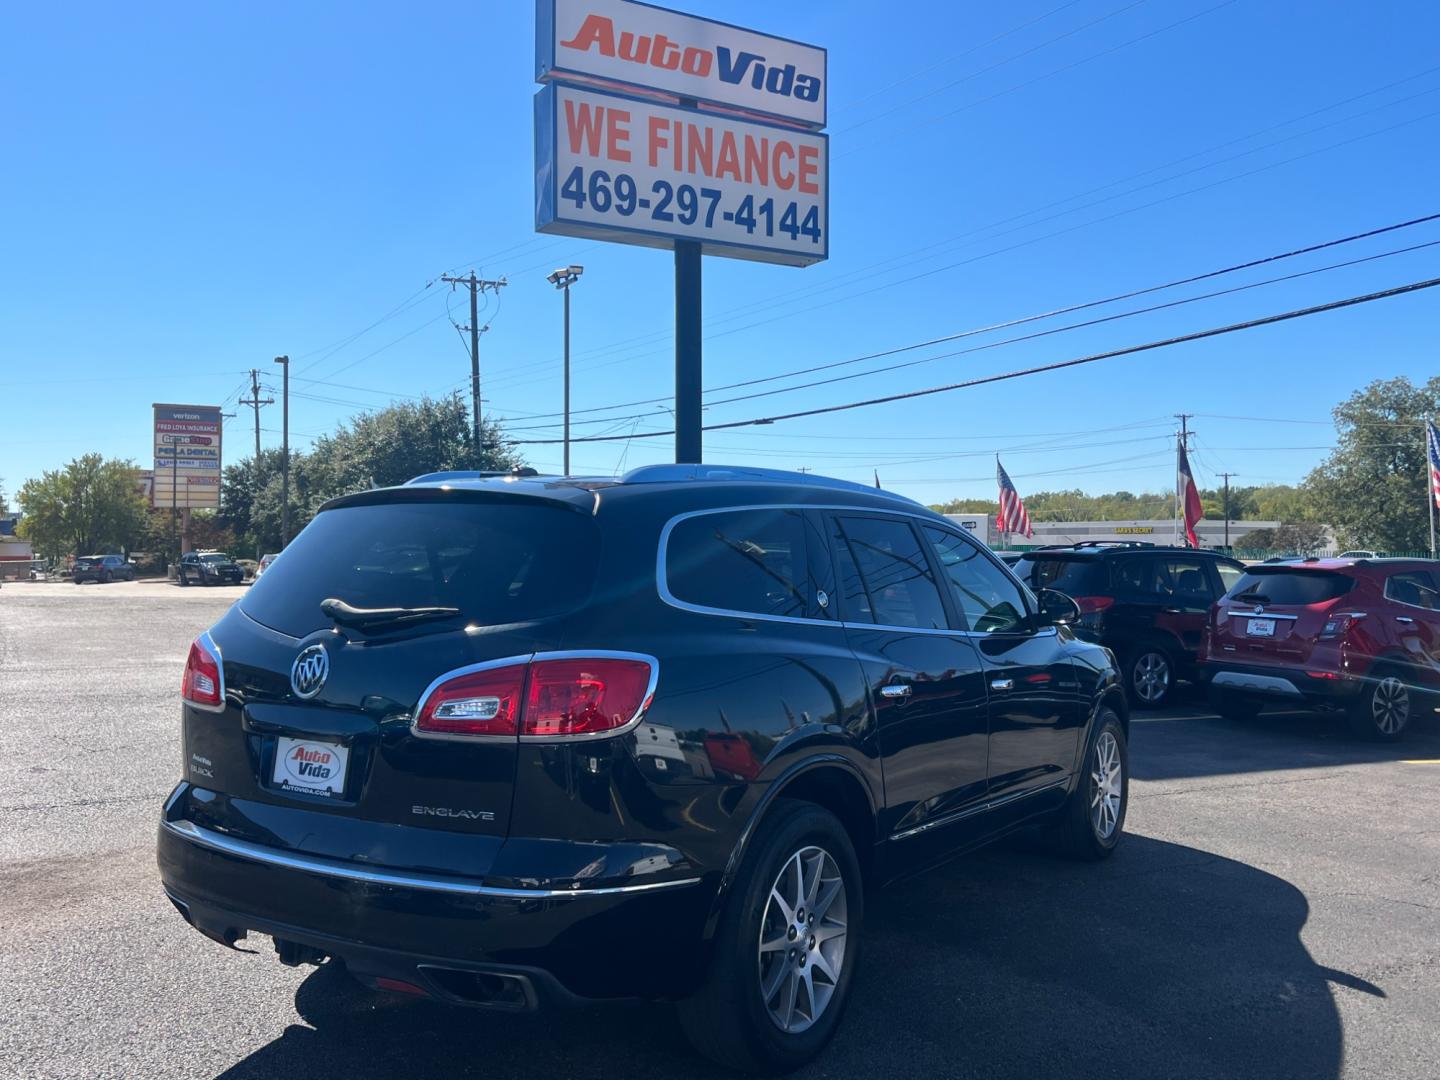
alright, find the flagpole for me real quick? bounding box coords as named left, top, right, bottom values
left=1428, top=417, right=1436, bottom=559
left=1174, top=433, right=1182, bottom=546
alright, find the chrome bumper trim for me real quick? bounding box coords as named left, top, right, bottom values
left=1210, top=671, right=1303, bottom=697
left=163, top=819, right=701, bottom=898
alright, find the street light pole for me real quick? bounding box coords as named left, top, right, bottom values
left=547, top=266, right=584, bottom=475
left=274, top=354, right=290, bottom=547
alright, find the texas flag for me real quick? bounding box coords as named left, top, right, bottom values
left=1178, top=440, right=1204, bottom=548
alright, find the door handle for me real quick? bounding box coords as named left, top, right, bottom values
left=990, top=678, right=1015, bottom=692
left=1162, top=607, right=1183, bottom=614
left=1396, top=616, right=1415, bottom=624
left=879, top=683, right=912, bottom=699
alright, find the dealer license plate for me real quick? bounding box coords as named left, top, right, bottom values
left=273, top=736, right=349, bottom=798
left=1246, top=618, right=1277, bottom=638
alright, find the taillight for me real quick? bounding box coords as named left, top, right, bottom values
left=414, top=655, right=656, bottom=740
left=415, top=663, right=527, bottom=737
left=1320, top=612, right=1365, bottom=640
left=1072, top=596, right=1115, bottom=615
left=181, top=636, right=223, bottom=711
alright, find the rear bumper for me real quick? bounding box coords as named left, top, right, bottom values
left=157, top=797, right=719, bottom=1004
left=1201, top=660, right=1361, bottom=706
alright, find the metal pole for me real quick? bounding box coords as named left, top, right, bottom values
left=675, top=239, right=702, bottom=464
left=275, top=355, right=290, bottom=548
left=469, top=272, right=481, bottom=460
left=1428, top=416, right=1436, bottom=559
left=563, top=283, right=572, bottom=476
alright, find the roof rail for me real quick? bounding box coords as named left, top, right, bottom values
left=618, top=463, right=922, bottom=505
left=405, top=467, right=542, bottom=485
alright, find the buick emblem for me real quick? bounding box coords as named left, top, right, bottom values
left=290, top=644, right=329, bottom=700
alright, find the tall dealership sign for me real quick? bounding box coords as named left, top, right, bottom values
left=535, top=1, right=828, bottom=457
left=151, top=403, right=222, bottom=510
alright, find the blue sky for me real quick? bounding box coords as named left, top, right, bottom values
left=2, top=0, right=1438, bottom=509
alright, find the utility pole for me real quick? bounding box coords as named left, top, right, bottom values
left=237, top=369, right=274, bottom=560
left=440, top=272, right=507, bottom=463
left=1218, top=472, right=1239, bottom=551
left=274, top=355, right=290, bottom=548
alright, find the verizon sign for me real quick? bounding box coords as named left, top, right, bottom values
left=537, top=0, right=827, bottom=129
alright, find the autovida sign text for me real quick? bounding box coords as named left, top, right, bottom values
left=536, top=83, right=827, bottom=266
left=537, top=0, right=826, bottom=128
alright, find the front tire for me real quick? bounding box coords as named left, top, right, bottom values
left=1348, top=668, right=1412, bottom=741
left=1127, top=649, right=1174, bottom=708
left=678, top=799, right=862, bottom=1074
left=1053, top=709, right=1128, bottom=860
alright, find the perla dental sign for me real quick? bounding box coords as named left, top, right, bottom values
left=537, top=0, right=827, bottom=128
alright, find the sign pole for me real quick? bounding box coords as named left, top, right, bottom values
left=1427, top=416, right=1436, bottom=559
left=675, top=238, right=702, bottom=464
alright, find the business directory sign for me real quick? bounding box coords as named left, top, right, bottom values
left=151, top=403, right=222, bottom=510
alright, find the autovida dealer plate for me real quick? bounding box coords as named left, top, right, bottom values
left=273, top=736, right=349, bottom=798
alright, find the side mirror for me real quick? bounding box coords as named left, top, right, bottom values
left=1037, top=588, right=1081, bottom=627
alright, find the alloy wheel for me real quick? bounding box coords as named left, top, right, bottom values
left=1090, top=731, right=1123, bottom=840
left=758, top=845, right=848, bottom=1035
left=1371, top=676, right=1410, bottom=735
left=1133, top=652, right=1171, bottom=704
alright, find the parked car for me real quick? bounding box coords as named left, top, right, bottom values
left=1202, top=557, right=1440, bottom=740
left=177, top=550, right=245, bottom=586
left=72, top=554, right=136, bottom=584
left=1011, top=542, right=1245, bottom=708
left=1338, top=550, right=1378, bottom=559
left=255, top=552, right=278, bottom=577
left=157, top=465, right=1130, bottom=1072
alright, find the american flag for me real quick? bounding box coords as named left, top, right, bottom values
left=996, top=458, right=1033, bottom=538
left=1427, top=419, right=1440, bottom=512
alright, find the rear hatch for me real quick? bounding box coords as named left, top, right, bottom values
left=181, top=489, right=600, bottom=866
left=1012, top=553, right=1110, bottom=632
left=1206, top=566, right=1355, bottom=668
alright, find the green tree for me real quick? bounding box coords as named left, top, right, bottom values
left=1234, top=522, right=1329, bottom=553
left=1305, top=376, right=1440, bottom=551
left=16, top=454, right=148, bottom=559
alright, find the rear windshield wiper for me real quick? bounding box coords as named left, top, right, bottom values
left=1233, top=590, right=1270, bottom=604
left=320, top=597, right=461, bottom=630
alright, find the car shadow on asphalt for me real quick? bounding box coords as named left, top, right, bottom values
left=210, top=836, right=1356, bottom=1080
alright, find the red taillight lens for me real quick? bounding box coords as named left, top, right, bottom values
left=414, top=656, right=655, bottom=740
left=1072, top=596, right=1116, bottom=615
left=182, top=638, right=222, bottom=709
left=522, top=658, right=654, bottom=737
left=415, top=663, right=527, bottom=737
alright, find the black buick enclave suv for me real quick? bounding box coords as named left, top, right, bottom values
left=158, top=465, right=1129, bottom=1072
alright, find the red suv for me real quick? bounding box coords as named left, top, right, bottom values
left=1202, top=558, right=1440, bottom=740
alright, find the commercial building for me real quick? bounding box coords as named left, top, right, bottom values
left=946, top=516, right=1283, bottom=551
left=0, top=515, right=33, bottom=580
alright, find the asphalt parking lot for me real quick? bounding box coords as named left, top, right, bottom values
left=1, top=582, right=1436, bottom=1079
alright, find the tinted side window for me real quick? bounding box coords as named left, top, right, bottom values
left=832, top=516, right=947, bottom=630
left=1112, top=557, right=1152, bottom=594
left=1155, top=558, right=1211, bottom=598
left=1216, top=562, right=1244, bottom=593
left=666, top=508, right=810, bottom=619
left=923, top=527, right=1028, bottom=633
left=1385, top=571, right=1439, bottom=610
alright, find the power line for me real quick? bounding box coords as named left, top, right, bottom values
left=500, top=220, right=1440, bottom=430
left=509, top=275, right=1440, bottom=446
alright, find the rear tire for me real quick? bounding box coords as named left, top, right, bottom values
left=1052, top=709, right=1128, bottom=860
left=677, top=798, right=863, bottom=1074
left=1348, top=668, right=1413, bottom=741
left=1127, top=649, right=1174, bottom=709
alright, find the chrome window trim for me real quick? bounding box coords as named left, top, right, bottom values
left=1225, top=608, right=1299, bottom=621
left=656, top=504, right=1053, bottom=640
left=186, top=629, right=227, bottom=714
left=1382, top=572, right=1440, bottom=612
left=410, top=650, right=661, bottom=744
left=891, top=778, right=1069, bottom=841
left=163, top=819, right=700, bottom=898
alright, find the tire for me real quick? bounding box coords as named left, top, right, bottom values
left=1052, top=709, right=1128, bottom=860
left=100, top=570, right=111, bottom=584
left=1127, top=648, right=1174, bottom=709
left=677, top=798, right=863, bottom=1074
left=1347, top=667, right=1413, bottom=741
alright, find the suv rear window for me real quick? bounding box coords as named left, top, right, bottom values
left=241, top=499, right=600, bottom=637
left=1228, top=570, right=1353, bottom=605
left=1013, top=556, right=1107, bottom=597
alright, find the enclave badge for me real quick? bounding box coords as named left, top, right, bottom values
left=290, top=644, right=329, bottom=699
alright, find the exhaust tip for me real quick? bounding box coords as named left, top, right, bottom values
left=419, top=966, right=538, bottom=1011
